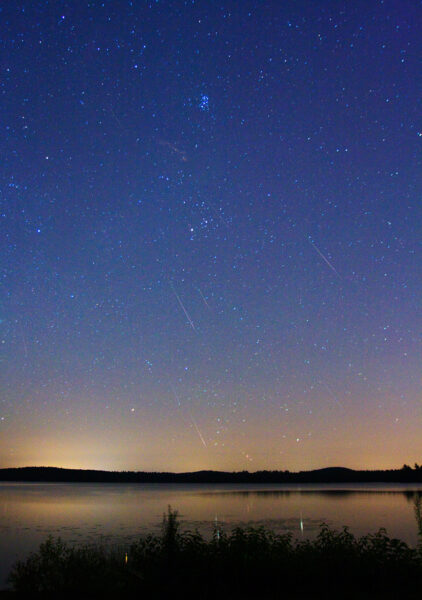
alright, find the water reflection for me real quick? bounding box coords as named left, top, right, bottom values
left=415, top=494, right=422, bottom=541
left=0, top=483, right=421, bottom=589
left=201, top=489, right=422, bottom=502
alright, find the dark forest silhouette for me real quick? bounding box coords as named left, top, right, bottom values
left=1, top=464, right=422, bottom=484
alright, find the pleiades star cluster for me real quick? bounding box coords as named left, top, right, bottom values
left=1, top=1, right=421, bottom=471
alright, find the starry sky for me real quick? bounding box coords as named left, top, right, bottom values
left=1, top=1, right=421, bottom=472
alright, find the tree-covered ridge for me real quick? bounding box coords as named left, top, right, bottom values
left=1, top=464, right=422, bottom=483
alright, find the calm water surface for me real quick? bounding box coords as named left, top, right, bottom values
left=1, top=482, right=421, bottom=588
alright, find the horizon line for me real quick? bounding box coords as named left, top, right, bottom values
left=1, top=463, right=420, bottom=474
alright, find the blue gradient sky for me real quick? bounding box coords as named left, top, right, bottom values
left=1, top=0, right=421, bottom=471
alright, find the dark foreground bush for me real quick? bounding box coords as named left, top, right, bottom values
left=8, top=507, right=422, bottom=598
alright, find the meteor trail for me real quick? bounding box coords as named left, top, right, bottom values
left=308, top=237, right=342, bottom=279
left=170, top=385, right=181, bottom=408
left=320, top=380, right=341, bottom=406
left=189, top=413, right=207, bottom=448
left=170, top=283, right=196, bottom=331
left=19, top=323, right=28, bottom=357
left=197, top=287, right=211, bottom=309
left=170, top=385, right=206, bottom=448
left=205, top=199, right=230, bottom=228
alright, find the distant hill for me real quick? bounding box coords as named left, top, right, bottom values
left=0, top=465, right=421, bottom=483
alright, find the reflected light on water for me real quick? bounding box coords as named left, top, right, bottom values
left=0, top=482, right=421, bottom=589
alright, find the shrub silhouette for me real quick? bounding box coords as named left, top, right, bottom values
left=8, top=506, right=422, bottom=598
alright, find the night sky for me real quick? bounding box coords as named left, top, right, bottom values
left=1, top=1, right=421, bottom=472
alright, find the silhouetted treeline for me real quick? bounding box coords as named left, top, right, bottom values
left=1, top=464, right=422, bottom=484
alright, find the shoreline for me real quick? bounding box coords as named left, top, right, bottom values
left=1, top=465, right=422, bottom=484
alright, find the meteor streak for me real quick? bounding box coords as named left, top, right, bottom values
left=197, top=287, right=211, bottom=309
left=308, top=237, right=342, bottom=279
left=170, top=385, right=207, bottom=448
left=205, top=199, right=230, bottom=228
left=170, top=385, right=181, bottom=408
left=170, top=283, right=196, bottom=331
left=189, top=413, right=207, bottom=448
left=19, top=323, right=28, bottom=357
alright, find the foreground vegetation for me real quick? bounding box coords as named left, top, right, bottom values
left=8, top=506, right=422, bottom=598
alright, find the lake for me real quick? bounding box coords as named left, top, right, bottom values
left=1, top=482, right=421, bottom=589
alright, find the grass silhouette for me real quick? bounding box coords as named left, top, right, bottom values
left=8, top=505, right=422, bottom=598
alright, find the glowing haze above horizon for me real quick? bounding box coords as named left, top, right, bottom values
left=1, top=1, right=421, bottom=473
